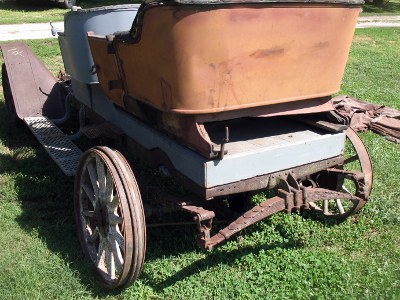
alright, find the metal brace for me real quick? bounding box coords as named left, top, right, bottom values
left=179, top=204, right=215, bottom=248
left=194, top=214, right=213, bottom=248
left=277, top=174, right=303, bottom=213
left=219, top=126, right=230, bottom=160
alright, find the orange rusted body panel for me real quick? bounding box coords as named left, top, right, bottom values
left=89, top=4, right=361, bottom=114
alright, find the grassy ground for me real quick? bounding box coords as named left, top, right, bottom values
left=0, top=0, right=140, bottom=24
left=0, top=28, right=399, bottom=299
left=342, top=28, right=400, bottom=110
left=0, top=1, right=65, bottom=24
left=0, top=0, right=399, bottom=25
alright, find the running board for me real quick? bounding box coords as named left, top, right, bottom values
left=24, top=117, right=82, bottom=176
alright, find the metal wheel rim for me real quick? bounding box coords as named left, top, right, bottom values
left=99, top=147, right=146, bottom=288
left=74, top=147, right=146, bottom=289
left=309, top=128, right=373, bottom=220
left=75, top=148, right=134, bottom=288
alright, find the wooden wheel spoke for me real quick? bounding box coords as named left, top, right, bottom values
left=75, top=147, right=146, bottom=289
left=105, top=243, right=115, bottom=280
left=96, top=237, right=107, bottom=268
left=82, top=183, right=96, bottom=207
left=83, top=210, right=94, bottom=218
left=104, top=171, right=114, bottom=203
left=340, top=185, right=352, bottom=195
left=96, top=156, right=106, bottom=194
left=87, top=227, right=99, bottom=243
left=110, top=239, right=123, bottom=275
left=109, top=225, right=125, bottom=253
left=108, top=213, right=123, bottom=225
left=323, top=199, right=329, bottom=215
left=303, top=129, right=372, bottom=221
left=109, top=195, right=119, bottom=211
left=339, top=186, right=359, bottom=204
left=335, top=199, right=345, bottom=215
left=87, top=162, right=99, bottom=198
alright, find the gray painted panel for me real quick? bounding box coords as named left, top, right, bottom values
left=88, top=84, right=207, bottom=184
left=59, top=5, right=139, bottom=84
left=78, top=83, right=346, bottom=189
left=205, top=132, right=345, bottom=187
left=70, top=78, right=92, bottom=107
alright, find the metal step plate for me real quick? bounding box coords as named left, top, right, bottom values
left=24, top=117, right=82, bottom=176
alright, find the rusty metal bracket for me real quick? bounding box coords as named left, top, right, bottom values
left=219, top=126, right=230, bottom=160
left=179, top=204, right=215, bottom=248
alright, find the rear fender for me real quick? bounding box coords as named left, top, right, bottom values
left=1, top=41, right=65, bottom=120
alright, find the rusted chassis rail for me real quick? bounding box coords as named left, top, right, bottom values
left=165, top=162, right=370, bottom=249
left=184, top=184, right=366, bottom=250
left=138, top=128, right=372, bottom=250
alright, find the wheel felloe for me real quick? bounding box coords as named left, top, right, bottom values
left=74, top=146, right=146, bottom=289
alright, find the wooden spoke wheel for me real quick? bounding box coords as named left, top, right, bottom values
left=1, top=64, right=19, bottom=125
left=74, top=146, right=146, bottom=289
left=306, top=128, right=373, bottom=221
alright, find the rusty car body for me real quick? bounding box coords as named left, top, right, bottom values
left=1, top=0, right=372, bottom=289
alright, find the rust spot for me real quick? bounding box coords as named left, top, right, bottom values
left=314, top=41, right=330, bottom=49
left=160, top=78, right=172, bottom=111
left=208, top=89, right=216, bottom=106
left=250, top=47, right=284, bottom=58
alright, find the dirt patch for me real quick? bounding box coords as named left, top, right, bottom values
left=353, top=35, right=377, bottom=46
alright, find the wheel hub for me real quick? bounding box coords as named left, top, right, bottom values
left=93, top=202, right=110, bottom=236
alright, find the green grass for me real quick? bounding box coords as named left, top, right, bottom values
left=0, top=0, right=140, bottom=24
left=0, top=29, right=399, bottom=299
left=0, top=0, right=399, bottom=25
left=342, top=28, right=400, bottom=110
left=0, top=2, right=65, bottom=24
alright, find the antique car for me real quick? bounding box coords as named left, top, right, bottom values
left=1, top=0, right=372, bottom=289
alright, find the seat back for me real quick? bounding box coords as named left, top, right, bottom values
left=58, top=4, right=139, bottom=84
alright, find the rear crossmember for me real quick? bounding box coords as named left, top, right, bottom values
left=161, top=169, right=367, bottom=250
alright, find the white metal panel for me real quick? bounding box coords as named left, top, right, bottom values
left=204, top=132, right=345, bottom=188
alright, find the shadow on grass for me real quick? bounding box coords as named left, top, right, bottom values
left=144, top=240, right=299, bottom=291
left=0, top=99, right=309, bottom=295
left=0, top=101, right=215, bottom=296
left=0, top=101, right=117, bottom=296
